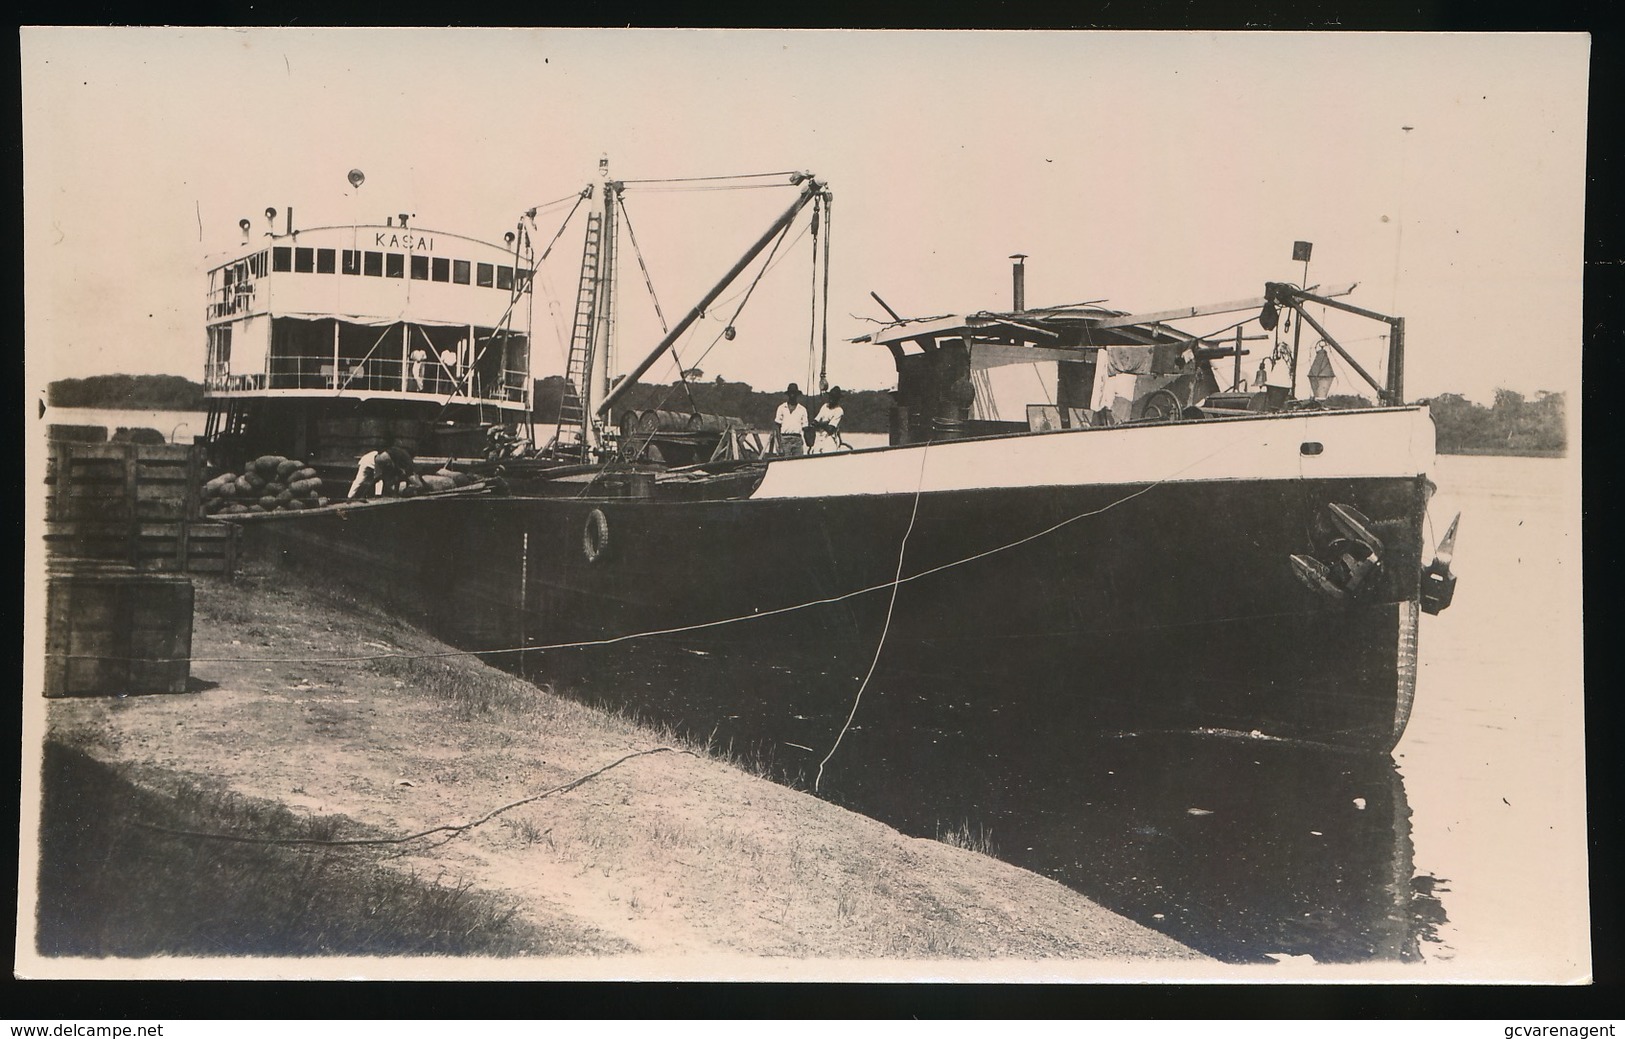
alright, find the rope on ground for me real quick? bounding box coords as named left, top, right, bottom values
left=814, top=440, right=929, bottom=793
left=132, top=747, right=690, bottom=849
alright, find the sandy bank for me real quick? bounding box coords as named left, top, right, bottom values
left=37, top=565, right=1206, bottom=977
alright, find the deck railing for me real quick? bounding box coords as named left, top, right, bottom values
left=204, top=352, right=528, bottom=404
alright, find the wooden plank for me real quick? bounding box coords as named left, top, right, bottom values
left=57, top=444, right=134, bottom=462
left=135, top=483, right=195, bottom=500
left=52, top=504, right=133, bottom=524
left=46, top=519, right=128, bottom=535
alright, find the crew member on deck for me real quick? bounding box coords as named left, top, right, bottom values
left=409, top=345, right=428, bottom=391
left=347, top=444, right=386, bottom=499
left=811, top=386, right=845, bottom=454
left=774, top=383, right=810, bottom=458
left=486, top=423, right=517, bottom=461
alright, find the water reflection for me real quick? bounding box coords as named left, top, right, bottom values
left=527, top=638, right=1448, bottom=964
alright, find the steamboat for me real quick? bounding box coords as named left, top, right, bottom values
left=201, top=171, right=540, bottom=471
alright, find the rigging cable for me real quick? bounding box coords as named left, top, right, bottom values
left=619, top=170, right=803, bottom=185
left=582, top=210, right=804, bottom=490
left=818, top=190, right=833, bottom=395
left=432, top=195, right=590, bottom=421
left=615, top=192, right=695, bottom=414
left=815, top=438, right=929, bottom=793
left=806, top=196, right=822, bottom=391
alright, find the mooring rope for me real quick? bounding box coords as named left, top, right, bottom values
left=814, top=440, right=929, bottom=793
left=133, top=747, right=690, bottom=849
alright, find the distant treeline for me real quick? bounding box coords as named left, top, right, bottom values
left=47, top=374, right=1567, bottom=455
left=1427, top=389, right=1566, bottom=456
left=48, top=374, right=206, bottom=411
left=533, top=376, right=896, bottom=433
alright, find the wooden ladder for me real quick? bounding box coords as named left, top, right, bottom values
left=556, top=211, right=603, bottom=453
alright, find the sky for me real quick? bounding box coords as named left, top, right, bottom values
left=22, top=29, right=1589, bottom=405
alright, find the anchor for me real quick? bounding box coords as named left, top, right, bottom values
left=1291, top=503, right=1385, bottom=601
left=1419, top=512, right=1460, bottom=615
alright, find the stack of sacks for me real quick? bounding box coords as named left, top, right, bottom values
left=200, top=455, right=328, bottom=515
left=417, top=466, right=477, bottom=493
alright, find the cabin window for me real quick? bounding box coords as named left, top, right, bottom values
left=364, top=251, right=383, bottom=277
left=222, top=265, right=235, bottom=287
left=385, top=253, right=405, bottom=278
left=410, top=255, right=429, bottom=280
left=476, top=262, right=494, bottom=288
left=342, top=250, right=362, bottom=275
left=453, top=259, right=471, bottom=285
left=432, top=257, right=450, bottom=282
left=496, top=265, right=513, bottom=291
left=514, top=268, right=531, bottom=292
left=272, top=247, right=292, bottom=272
left=294, top=247, right=314, bottom=273
left=316, top=248, right=336, bottom=274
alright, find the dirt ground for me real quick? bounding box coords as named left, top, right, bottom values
left=39, top=565, right=1206, bottom=975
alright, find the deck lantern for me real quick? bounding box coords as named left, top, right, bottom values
left=1308, top=343, right=1335, bottom=400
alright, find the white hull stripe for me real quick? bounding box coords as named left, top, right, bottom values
left=749, top=408, right=1436, bottom=500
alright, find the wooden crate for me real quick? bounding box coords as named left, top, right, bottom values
left=46, top=442, right=202, bottom=523
left=44, top=519, right=240, bottom=573
left=44, top=564, right=193, bottom=697
left=43, top=441, right=236, bottom=573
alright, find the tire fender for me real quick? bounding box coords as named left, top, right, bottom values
left=583, top=508, right=611, bottom=563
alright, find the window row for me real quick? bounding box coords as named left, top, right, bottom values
left=268, top=246, right=528, bottom=291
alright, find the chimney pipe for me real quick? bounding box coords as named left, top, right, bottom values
left=286, top=207, right=293, bottom=236
left=1010, top=254, right=1028, bottom=312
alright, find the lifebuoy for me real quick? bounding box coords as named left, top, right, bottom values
left=582, top=508, right=610, bottom=563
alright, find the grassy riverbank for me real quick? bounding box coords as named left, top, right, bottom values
left=33, top=565, right=1204, bottom=974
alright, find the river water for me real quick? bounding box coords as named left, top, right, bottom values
left=532, top=452, right=1588, bottom=977
left=41, top=406, right=209, bottom=443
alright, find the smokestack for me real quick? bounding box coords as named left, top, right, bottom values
left=1009, top=254, right=1028, bottom=312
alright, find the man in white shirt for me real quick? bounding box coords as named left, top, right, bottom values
left=774, top=383, right=809, bottom=457
left=811, top=386, right=845, bottom=454
left=347, top=446, right=384, bottom=499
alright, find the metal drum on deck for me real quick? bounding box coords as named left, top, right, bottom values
left=635, top=410, right=699, bottom=434
left=689, top=412, right=744, bottom=433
